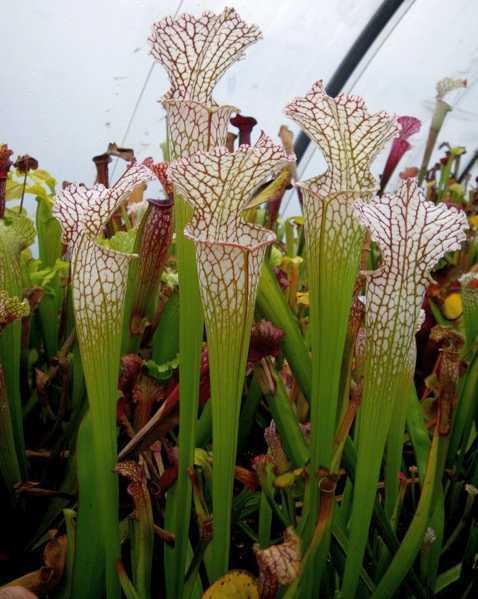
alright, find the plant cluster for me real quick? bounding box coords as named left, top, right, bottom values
left=0, top=7, right=477, bottom=599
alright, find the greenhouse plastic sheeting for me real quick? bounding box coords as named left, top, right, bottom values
left=294, top=0, right=478, bottom=215
left=1, top=0, right=383, bottom=185
left=2, top=0, right=477, bottom=216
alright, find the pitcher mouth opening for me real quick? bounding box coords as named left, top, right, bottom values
left=184, top=223, right=275, bottom=252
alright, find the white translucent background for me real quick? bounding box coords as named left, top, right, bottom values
left=2, top=0, right=477, bottom=216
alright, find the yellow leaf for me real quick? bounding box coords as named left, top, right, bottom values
left=296, top=292, right=309, bottom=306
left=443, top=292, right=463, bottom=320
left=468, top=215, right=478, bottom=228
left=202, top=571, right=259, bottom=598
left=127, top=183, right=146, bottom=205
left=281, top=256, right=303, bottom=268
left=243, top=168, right=290, bottom=210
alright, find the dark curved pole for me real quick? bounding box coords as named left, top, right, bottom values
left=294, top=0, right=407, bottom=162
left=458, top=149, right=478, bottom=183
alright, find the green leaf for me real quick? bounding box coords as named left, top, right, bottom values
left=0, top=211, right=35, bottom=478
left=152, top=290, right=179, bottom=365
left=36, top=194, right=62, bottom=267
left=144, top=356, right=179, bottom=381
left=101, top=228, right=138, bottom=253
left=53, top=162, right=154, bottom=599
left=30, top=168, right=56, bottom=193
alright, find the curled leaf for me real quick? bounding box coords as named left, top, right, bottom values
left=128, top=195, right=174, bottom=338
left=380, top=115, right=421, bottom=191
left=116, top=461, right=146, bottom=499
left=254, top=528, right=301, bottom=598
left=436, top=77, right=467, bottom=100
left=0, top=533, right=67, bottom=596
left=264, top=420, right=289, bottom=474
left=248, top=320, right=285, bottom=367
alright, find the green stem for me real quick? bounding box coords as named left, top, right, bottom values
left=59, top=508, right=76, bottom=599
left=418, top=99, right=451, bottom=185
left=258, top=491, right=273, bottom=548
left=406, top=388, right=431, bottom=483
left=301, top=197, right=363, bottom=594
left=88, top=370, right=120, bottom=599
left=372, top=430, right=444, bottom=598
left=117, top=561, right=140, bottom=599
left=130, top=489, right=154, bottom=598
left=437, top=155, right=453, bottom=201
left=0, top=321, right=26, bottom=478
left=74, top=268, right=125, bottom=598
left=256, top=262, right=311, bottom=399
left=342, top=437, right=428, bottom=598
left=420, top=482, right=444, bottom=590
left=434, top=563, right=462, bottom=594
left=261, top=367, right=309, bottom=468
left=164, top=196, right=203, bottom=599
left=285, top=477, right=336, bottom=598
left=72, top=412, right=105, bottom=598
left=448, top=353, right=478, bottom=465
left=208, top=287, right=253, bottom=581
left=0, top=364, right=21, bottom=493
left=237, top=376, right=262, bottom=453
left=384, top=390, right=409, bottom=518
left=341, top=369, right=405, bottom=598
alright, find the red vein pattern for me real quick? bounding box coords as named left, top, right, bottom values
left=282, top=84, right=399, bottom=490
left=354, top=178, right=468, bottom=389
left=148, top=8, right=263, bottom=582
left=149, top=7, right=262, bottom=103
left=167, top=135, right=294, bottom=575
left=54, top=162, right=154, bottom=246
left=167, top=134, right=294, bottom=324
left=254, top=528, right=301, bottom=599
left=166, top=133, right=293, bottom=328
left=168, top=134, right=294, bottom=244
left=116, top=461, right=148, bottom=500
left=164, top=100, right=237, bottom=160
left=130, top=197, right=174, bottom=331
left=150, top=8, right=260, bottom=160
left=53, top=162, right=154, bottom=350
left=52, top=161, right=155, bottom=594
left=343, top=179, right=468, bottom=597
left=283, top=82, right=400, bottom=312
left=284, top=81, right=399, bottom=191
